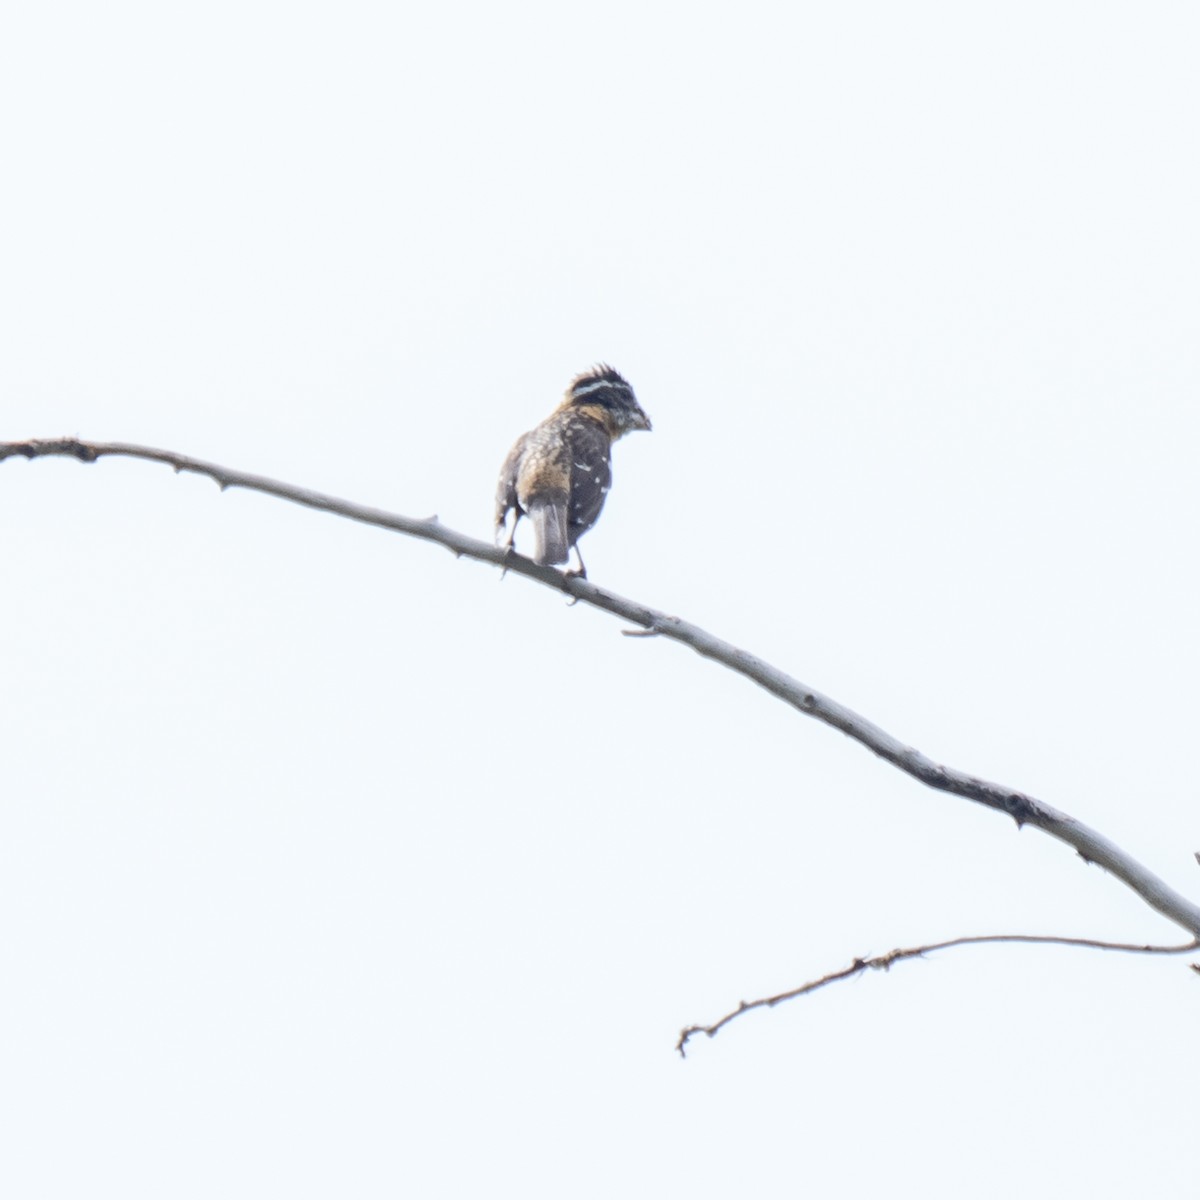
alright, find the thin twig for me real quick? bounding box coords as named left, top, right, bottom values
left=676, top=933, right=1200, bottom=1055
left=6, top=437, right=1200, bottom=947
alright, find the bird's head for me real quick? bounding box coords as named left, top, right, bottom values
left=565, top=365, right=652, bottom=437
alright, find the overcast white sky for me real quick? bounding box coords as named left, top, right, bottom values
left=3, top=3, right=1198, bottom=1196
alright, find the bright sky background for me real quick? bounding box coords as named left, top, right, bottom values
left=3, top=3, right=1198, bottom=1196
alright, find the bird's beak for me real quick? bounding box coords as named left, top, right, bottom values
left=637, top=411, right=652, bottom=433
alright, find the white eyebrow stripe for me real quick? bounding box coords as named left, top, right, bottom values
left=572, top=378, right=630, bottom=399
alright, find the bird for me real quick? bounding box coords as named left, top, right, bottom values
left=495, top=365, right=652, bottom=576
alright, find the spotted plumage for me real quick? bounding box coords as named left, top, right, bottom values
left=495, top=365, right=651, bottom=575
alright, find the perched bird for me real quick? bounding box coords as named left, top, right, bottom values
left=495, top=365, right=652, bottom=576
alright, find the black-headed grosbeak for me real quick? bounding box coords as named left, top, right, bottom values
left=495, top=365, right=652, bottom=575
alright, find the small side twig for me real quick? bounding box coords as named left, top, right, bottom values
left=676, top=932, right=1200, bottom=1055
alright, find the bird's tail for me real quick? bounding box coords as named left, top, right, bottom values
left=529, top=500, right=569, bottom=566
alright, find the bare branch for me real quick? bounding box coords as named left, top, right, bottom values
left=7, top=437, right=1200, bottom=947
left=677, top=933, right=1200, bottom=1055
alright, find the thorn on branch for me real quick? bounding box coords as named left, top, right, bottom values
left=1006, top=791, right=1036, bottom=828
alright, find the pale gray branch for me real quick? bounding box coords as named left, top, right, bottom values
left=677, top=932, right=1200, bottom=1054
left=6, top=437, right=1200, bottom=949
